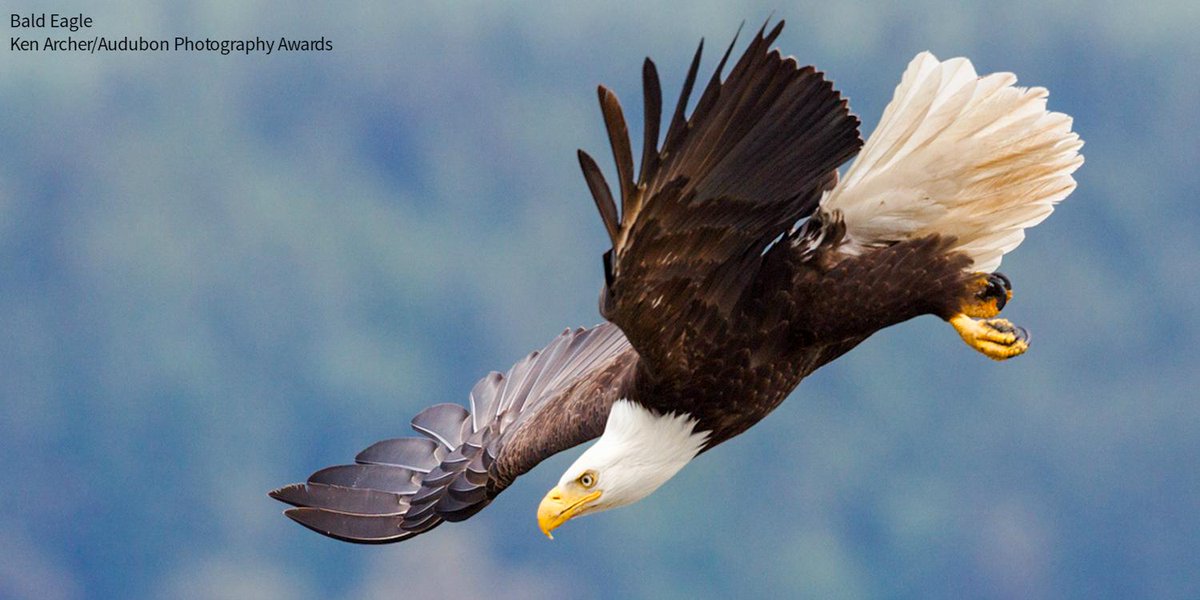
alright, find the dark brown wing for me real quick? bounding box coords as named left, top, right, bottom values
left=270, top=323, right=636, bottom=544
left=579, top=20, right=862, bottom=375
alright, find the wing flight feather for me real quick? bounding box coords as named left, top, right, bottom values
left=578, top=20, right=862, bottom=373
left=270, top=323, right=635, bottom=544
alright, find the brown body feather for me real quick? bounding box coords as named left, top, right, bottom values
left=629, top=226, right=975, bottom=447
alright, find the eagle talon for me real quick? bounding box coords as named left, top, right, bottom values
left=962, top=272, right=1014, bottom=318
left=949, top=314, right=1030, bottom=360
left=1014, top=324, right=1030, bottom=345
left=982, top=274, right=1011, bottom=312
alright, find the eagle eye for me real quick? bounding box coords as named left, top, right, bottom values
left=578, top=471, right=596, bottom=488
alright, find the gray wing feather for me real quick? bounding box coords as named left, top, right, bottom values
left=271, top=483, right=409, bottom=516
left=307, top=465, right=421, bottom=494
left=410, top=403, right=470, bottom=450
left=270, top=322, right=635, bottom=544
left=283, top=508, right=418, bottom=543
left=354, top=437, right=442, bottom=472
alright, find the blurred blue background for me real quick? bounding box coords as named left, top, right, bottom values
left=2, top=1, right=1197, bottom=598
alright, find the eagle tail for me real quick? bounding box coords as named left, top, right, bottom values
left=821, top=52, right=1083, bottom=272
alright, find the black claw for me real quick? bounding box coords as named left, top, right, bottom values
left=1014, top=325, right=1031, bottom=345
left=979, top=273, right=1010, bottom=312
left=991, top=283, right=1008, bottom=311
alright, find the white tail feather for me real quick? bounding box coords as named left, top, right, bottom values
left=821, top=52, right=1084, bottom=272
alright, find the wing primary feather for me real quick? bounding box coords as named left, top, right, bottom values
left=283, top=508, right=413, bottom=544
left=269, top=483, right=410, bottom=516
left=639, top=58, right=663, bottom=185
left=578, top=150, right=620, bottom=243
left=692, top=21, right=745, bottom=119
left=354, top=437, right=442, bottom=472
left=662, top=39, right=704, bottom=153
left=307, top=464, right=420, bottom=494
left=598, top=86, right=637, bottom=220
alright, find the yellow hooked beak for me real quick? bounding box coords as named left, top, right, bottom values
left=537, top=486, right=602, bottom=539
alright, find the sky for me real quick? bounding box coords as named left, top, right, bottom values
left=2, top=1, right=1198, bottom=598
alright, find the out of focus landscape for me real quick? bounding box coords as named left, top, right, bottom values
left=2, top=1, right=1197, bottom=598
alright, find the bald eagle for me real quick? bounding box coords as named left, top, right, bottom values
left=270, top=21, right=1082, bottom=543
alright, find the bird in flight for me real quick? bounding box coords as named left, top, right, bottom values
left=271, top=20, right=1082, bottom=543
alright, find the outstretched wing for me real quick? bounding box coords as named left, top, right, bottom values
left=819, top=52, right=1083, bottom=272
left=579, top=20, right=862, bottom=374
left=271, top=323, right=636, bottom=544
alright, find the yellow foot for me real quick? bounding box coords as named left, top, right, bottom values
left=949, top=313, right=1029, bottom=360
left=961, top=272, right=1013, bottom=318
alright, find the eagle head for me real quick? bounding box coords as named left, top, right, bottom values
left=537, top=400, right=709, bottom=538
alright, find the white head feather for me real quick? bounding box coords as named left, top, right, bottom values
left=557, top=400, right=709, bottom=515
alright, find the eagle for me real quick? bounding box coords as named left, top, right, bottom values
left=270, top=21, right=1082, bottom=543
